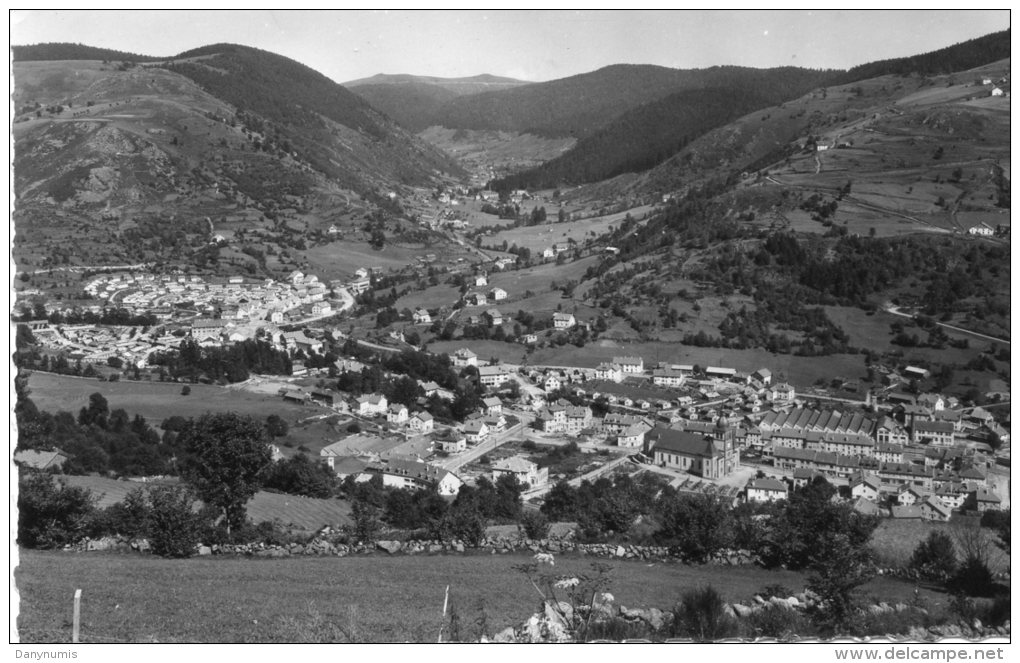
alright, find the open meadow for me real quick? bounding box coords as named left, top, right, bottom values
left=483, top=206, right=655, bottom=253
left=15, top=548, right=943, bottom=643
left=23, top=372, right=339, bottom=452
left=57, top=475, right=352, bottom=532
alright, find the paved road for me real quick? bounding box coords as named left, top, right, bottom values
left=884, top=305, right=1009, bottom=345
left=521, top=453, right=631, bottom=500
left=439, top=414, right=535, bottom=472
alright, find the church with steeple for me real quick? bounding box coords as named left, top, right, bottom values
left=644, top=416, right=740, bottom=479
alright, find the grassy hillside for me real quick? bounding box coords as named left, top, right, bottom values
left=15, top=549, right=940, bottom=642
left=11, top=46, right=462, bottom=284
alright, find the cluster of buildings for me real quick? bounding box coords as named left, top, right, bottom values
left=81, top=270, right=339, bottom=325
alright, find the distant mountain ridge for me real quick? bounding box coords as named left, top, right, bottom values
left=344, top=73, right=530, bottom=93
left=12, top=42, right=165, bottom=62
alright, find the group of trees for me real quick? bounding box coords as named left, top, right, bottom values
left=342, top=473, right=525, bottom=546
left=148, top=338, right=292, bottom=383
left=18, top=410, right=278, bottom=555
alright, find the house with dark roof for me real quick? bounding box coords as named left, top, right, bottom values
left=920, top=495, right=953, bottom=522
left=361, top=458, right=463, bottom=496
left=966, top=488, right=1002, bottom=512
left=913, top=420, right=955, bottom=446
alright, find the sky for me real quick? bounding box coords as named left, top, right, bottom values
left=10, top=9, right=1012, bottom=84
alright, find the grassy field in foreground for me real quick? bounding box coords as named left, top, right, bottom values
left=14, top=549, right=943, bottom=643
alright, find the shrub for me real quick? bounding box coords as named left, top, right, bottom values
left=146, top=485, right=206, bottom=558
left=949, top=555, right=995, bottom=597
left=17, top=472, right=99, bottom=548
left=181, top=385, right=191, bottom=395
left=346, top=422, right=361, bottom=434
left=759, top=584, right=793, bottom=601
left=671, top=586, right=739, bottom=642
left=910, top=530, right=958, bottom=581
left=742, top=604, right=809, bottom=641
left=519, top=510, right=551, bottom=540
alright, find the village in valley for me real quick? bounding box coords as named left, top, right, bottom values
left=10, top=11, right=1012, bottom=645
left=15, top=222, right=1011, bottom=521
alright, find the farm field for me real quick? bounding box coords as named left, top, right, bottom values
left=426, top=339, right=530, bottom=366
left=529, top=341, right=869, bottom=387
left=483, top=205, right=655, bottom=253
left=486, top=255, right=599, bottom=296
left=14, top=548, right=942, bottom=643
left=57, top=475, right=352, bottom=532
left=24, top=372, right=329, bottom=431
left=822, top=306, right=994, bottom=369
left=394, top=283, right=461, bottom=312
left=869, top=517, right=1009, bottom=573
left=301, top=240, right=449, bottom=282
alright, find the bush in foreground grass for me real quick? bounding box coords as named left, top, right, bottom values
left=671, top=586, right=739, bottom=642
left=17, top=472, right=100, bottom=549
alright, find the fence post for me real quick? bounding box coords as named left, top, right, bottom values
left=438, top=584, right=449, bottom=643
left=72, top=589, right=82, bottom=643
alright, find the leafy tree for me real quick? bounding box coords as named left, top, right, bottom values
left=655, top=492, right=733, bottom=563
left=350, top=498, right=381, bottom=544
left=146, top=485, right=207, bottom=558
left=78, top=392, right=110, bottom=429
left=262, top=453, right=339, bottom=497
left=15, top=324, right=36, bottom=351
left=178, top=413, right=274, bottom=535
left=448, top=505, right=486, bottom=547
left=17, top=472, right=99, bottom=548
left=519, top=509, right=551, bottom=540
left=265, top=414, right=289, bottom=438
left=910, top=530, right=958, bottom=581
left=807, top=533, right=876, bottom=634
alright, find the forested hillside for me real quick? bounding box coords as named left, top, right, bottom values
left=164, top=43, right=463, bottom=189
left=492, top=68, right=833, bottom=189
left=12, top=42, right=163, bottom=62
left=829, top=29, right=1010, bottom=85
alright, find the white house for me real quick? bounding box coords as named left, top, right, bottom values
left=617, top=423, right=648, bottom=448
left=356, top=393, right=388, bottom=416
left=474, top=274, right=488, bottom=287
left=482, top=396, right=503, bottom=416
left=386, top=403, right=410, bottom=425
left=463, top=419, right=490, bottom=443
left=362, top=459, right=463, bottom=496
left=413, top=308, right=432, bottom=324
left=492, top=456, right=548, bottom=489
left=651, top=368, right=685, bottom=388
left=452, top=348, right=478, bottom=367
left=478, top=364, right=509, bottom=388
left=595, top=363, right=623, bottom=383
left=544, top=374, right=562, bottom=393
left=553, top=312, right=576, bottom=329
left=746, top=478, right=789, bottom=503
left=613, top=356, right=644, bottom=374
left=435, top=430, right=467, bottom=454
left=770, top=383, right=796, bottom=404
left=489, top=287, right=508, bottom=301
left=409, top=411, right=434, bottom=434
left=850, top=472, right=881, bottom=501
